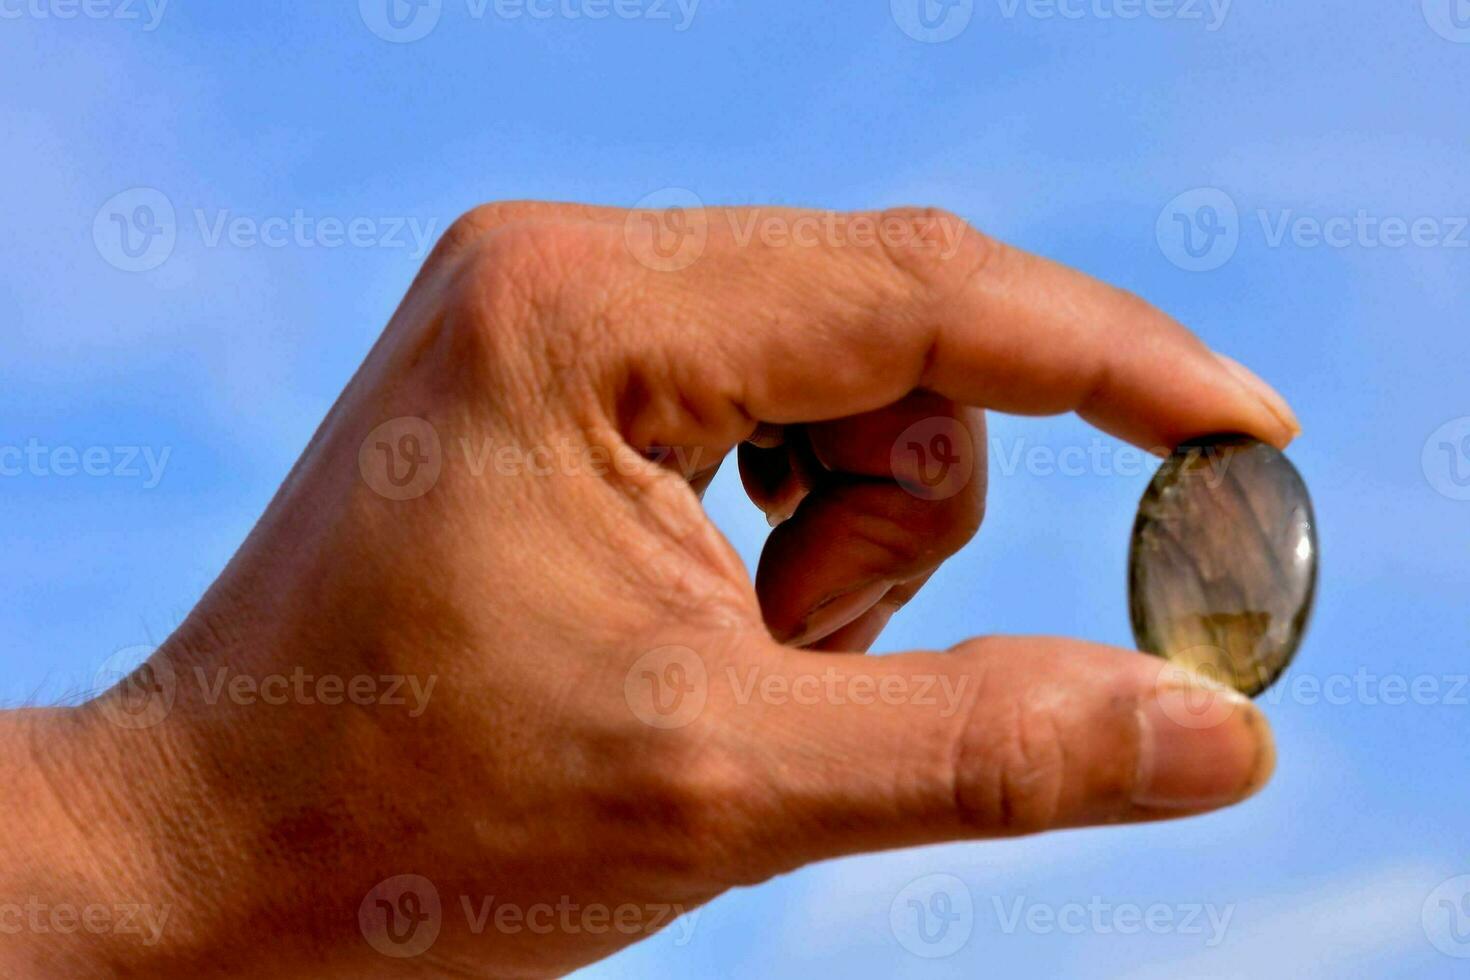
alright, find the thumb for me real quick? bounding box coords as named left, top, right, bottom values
left=738, top=637, right=1275, bottom=870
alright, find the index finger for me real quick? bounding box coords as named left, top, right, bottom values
left=591, top=205, right=1300, bottom=452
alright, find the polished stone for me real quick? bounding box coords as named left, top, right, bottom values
left=1129, top=434, right=1318, bottom=697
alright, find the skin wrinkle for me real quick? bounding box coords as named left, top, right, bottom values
left=945, top=645, right=991, bottom=836
left=592, top=444, right=753, bottom=620
left=33, top=703, right=238, bottom=973
left=24, top=714, right=107, bottom=882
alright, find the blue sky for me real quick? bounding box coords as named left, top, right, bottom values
left=2, top=1, right=1468, bottom=976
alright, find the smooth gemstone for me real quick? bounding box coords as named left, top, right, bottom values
left=1128, top=434, right=1318, bottom=697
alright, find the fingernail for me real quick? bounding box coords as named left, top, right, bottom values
left=1133, top=679, right=1276, bottom=810
left=786, top=580, right=894, bottom=647
left=1214, top=353, right=1302, bottom=441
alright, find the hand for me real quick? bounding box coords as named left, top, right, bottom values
left=2, top=202, right=1298, bottom=977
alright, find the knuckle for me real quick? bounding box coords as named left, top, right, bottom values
left=442, top=221, right=596, bottom=349
left=1108, top=283, right=1159, bottom=326
left=874, top=206, right=1000, bottom=293
left=429, top=201, right=562, bottom=266
left=850, top=506, right=938, bottom=570
left=847, top=490, right=984, bottom=571
left=465, top=220, right=586, bottom=291
left=953, top=687, right=1068, bottom=835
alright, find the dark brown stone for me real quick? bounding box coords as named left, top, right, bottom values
left=1128, top=434, right=1318, bottom=697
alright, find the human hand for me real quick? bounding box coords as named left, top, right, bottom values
left=4, top=201, right=1298, bottom=977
